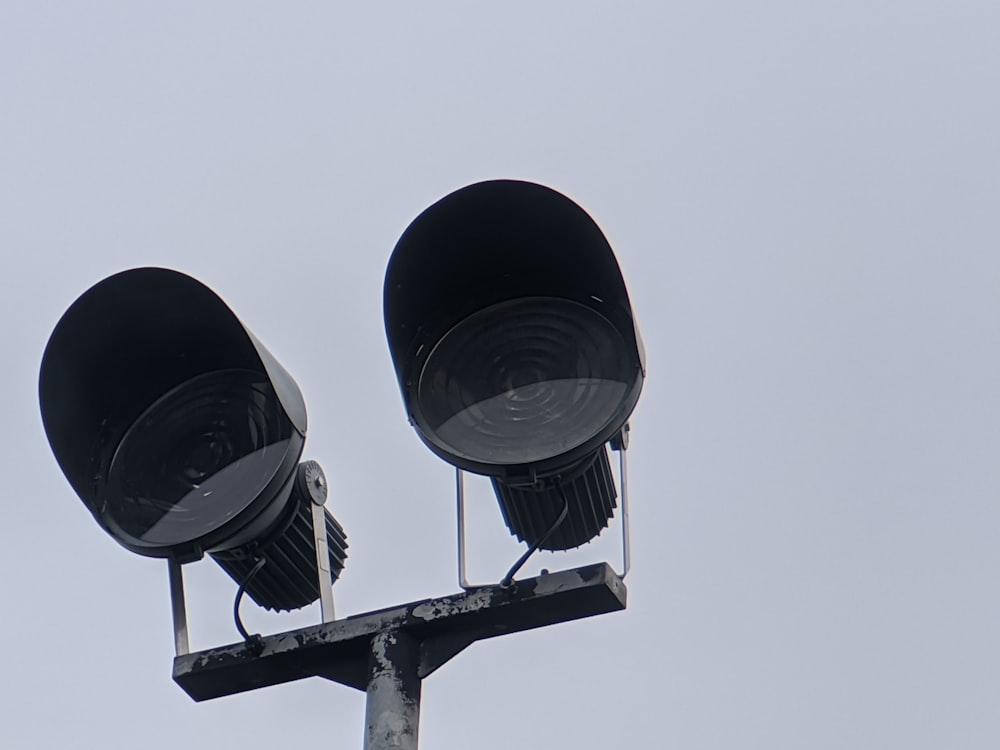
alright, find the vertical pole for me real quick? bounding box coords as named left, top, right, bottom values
left=364, top=630, right=421, bottom=750
left=167, top=559, right=190, bottom=657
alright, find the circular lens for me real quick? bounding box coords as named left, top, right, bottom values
left=416, top=297, right=632, bottom=466
left=104, top=369, right=295, bottom=546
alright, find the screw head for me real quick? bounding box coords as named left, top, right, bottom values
left=298, top=460, right=329, bottom=505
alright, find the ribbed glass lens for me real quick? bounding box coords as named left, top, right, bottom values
left=417, top=297, right=630, bottom=466
left=104, top=369, right=294, bottom=546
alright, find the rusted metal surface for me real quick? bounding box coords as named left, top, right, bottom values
left=365, top=631, right=421, bottom=750
left=173, top=562, right=626, bottom=702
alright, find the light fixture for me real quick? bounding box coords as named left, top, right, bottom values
left=38, top=208, right=638, bottom=750
left=39, top=267, right=347, bottom=612
left=384, top=180, right=644, bottom=555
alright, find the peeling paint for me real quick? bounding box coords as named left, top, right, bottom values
left=174, top=563, right=625, bottom=707
left=366, top=632, right=420, bottom=749
left=368, top=708, right=417, bottom=747
left=263, top=635, right=299, bottom=656
left=411, top=590, right=494, bottom=620
left=371, top=631, right=397, bottom=671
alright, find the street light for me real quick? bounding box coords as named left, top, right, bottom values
left=40, top=187, right=642, bottom=750
left=384, top=180, right=645, bottom=557
left=39, top=267, right=347, bottom=613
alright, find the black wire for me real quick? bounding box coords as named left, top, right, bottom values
left=234, top=556, right=267, bottom=642
left=500, top=482, right=570, bottom=589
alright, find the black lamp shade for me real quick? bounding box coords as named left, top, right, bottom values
left=39, top=267, right=308, bottom=561
left=385, top=180, right=644, bottom=480
left=384, top=180, right=644, bottom=550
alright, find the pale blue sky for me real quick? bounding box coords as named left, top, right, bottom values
left=3, top=3, right=1000, bottom=748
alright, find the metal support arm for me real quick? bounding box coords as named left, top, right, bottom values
left=173, top=562, right=626, bottom=701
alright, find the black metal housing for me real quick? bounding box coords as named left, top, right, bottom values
left=384, top=180, right=644, bottom=480
left=384, top=180, right=644, bottom=550
left=40, top=267, right=309, bottom=561
left=492, top=447, right=617, bottom=551
left=213, top=463, right=349, bottom=611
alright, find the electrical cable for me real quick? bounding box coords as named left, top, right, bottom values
left=233, top=556, right=267, bottom=642
left=500, top=481, right=570, bottom=588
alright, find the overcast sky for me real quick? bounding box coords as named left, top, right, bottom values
left=4, top=2, right=1000, bottom=748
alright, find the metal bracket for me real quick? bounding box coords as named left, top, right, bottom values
left=456, top=426, right=633, bottom=588
left=311, top=500, right=337, bottom=623
left=168, top=558, right=190, bottom=657
left=611, top=428, right=632, bottom=579
left=456, top=467, right=490, bottom=591
left=173, top=562, right=627, bottom=702
left=168, top=488, right=337, bottom=663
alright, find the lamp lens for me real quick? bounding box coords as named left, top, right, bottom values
left=104, top=369, right=294, bottom=545
left=417, top=297, right=631, bottom=466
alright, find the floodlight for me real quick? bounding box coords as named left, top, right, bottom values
left=39, top=267, right=347, bottom=611
left=384, top=180, right=644, bottom=552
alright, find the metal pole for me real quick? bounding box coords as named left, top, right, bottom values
left=167, top=559, right=190, bottom=657
left=364, top=630, right=421, bottom=750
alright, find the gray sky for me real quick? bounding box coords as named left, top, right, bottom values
left=4, top=2, right=1000, bottom=748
